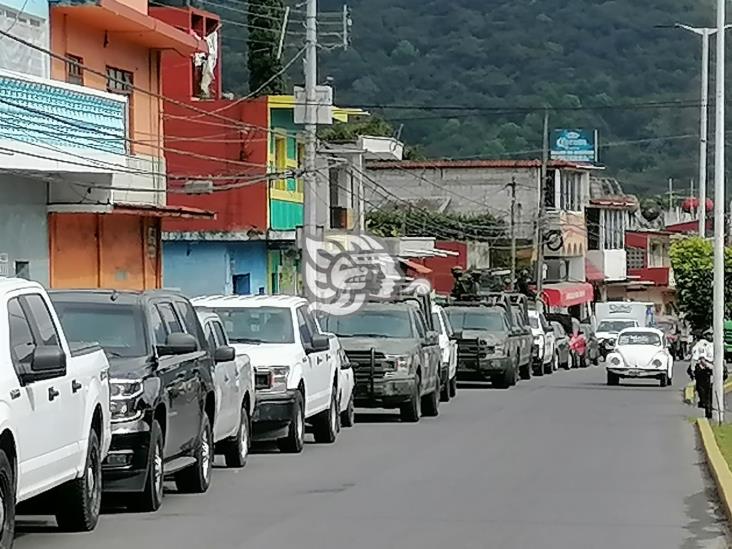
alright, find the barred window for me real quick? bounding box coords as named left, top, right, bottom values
left=65, top=54, right=83, bottom=85
left=106, top=66, right=133, bottom=95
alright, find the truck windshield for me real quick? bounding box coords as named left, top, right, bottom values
left=597, top=320, right=637, bottom=333
left=52, top=302, right=148, bottom=358
left=212, top=307, right=295, bottom=344
left=446, top=309, right=507, bottom=332
left=321, top=309, right=415, bottom=338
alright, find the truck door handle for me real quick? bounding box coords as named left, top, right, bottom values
left=9, top=389, right=20, bottom=400
left=72, top=380, right=82, bottom=393
left=48, top=387, right=60, bottom=402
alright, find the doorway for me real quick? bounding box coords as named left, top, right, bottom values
left=233, top=274, right=251, bottom=295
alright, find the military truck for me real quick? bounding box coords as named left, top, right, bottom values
left=320, top=294, right=442, bottom=422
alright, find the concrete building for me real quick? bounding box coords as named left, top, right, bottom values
left=0, top=0, right=208, bottom=288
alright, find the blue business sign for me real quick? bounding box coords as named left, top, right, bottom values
left=551, top=129, right=597, bottom=163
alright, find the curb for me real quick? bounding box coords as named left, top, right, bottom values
left=697, top=418, right=732, bottom=524
left=684, top=380, right=732, bottom=405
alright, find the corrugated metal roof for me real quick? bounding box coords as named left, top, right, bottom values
left=366, top=159, right=597, bottom=170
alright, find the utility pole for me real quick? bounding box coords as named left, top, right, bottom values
left=509, top=177, right=517, bottom=291
left=301, top=0, right=318, bottom=302
left=535, top=109, right=549, bottom=312
left=699, top=28, right=711, bottom=237
left=712, top=0, right=725, bottom=423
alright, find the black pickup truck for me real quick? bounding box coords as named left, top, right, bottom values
left=51, top=290, right=228, bottom=512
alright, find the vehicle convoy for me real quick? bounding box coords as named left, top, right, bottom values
left=0, top=279, right=111, bottom=545
left=529, top=310, right=556, bottom=374
left=445, top=302, right=520, bottom=388
left=192, top=295, right=340, bottom=452
left=595, top=318, right=640, bottom=359
left=51, top=289, right=219, bottom=513
left=605, top=327, right=674, bottom=387
left=432, top=303, right=458, bottom=401
left=321, top=297, right=442, bottom=422
left=197, top=311, right=255, bottom=468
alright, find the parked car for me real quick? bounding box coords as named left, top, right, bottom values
left=529, top=310, right=556, bottom=375
left=192, top=295, right=340, bottom=452
left=605, top=327, right=674, bottom=387
left=316, top=319, right=356, bottom=428
left=551, top=321, right=571, bottom=370
left=0, top=279, right=111, bottom=542
left=51, top=289, right=218, bottom=512
left=197, top=310, right=255, bottom=467
left=321, top=299, right=442, bottom=422
left=580, top=323, right=600, bottom=366
left=432, top=303, right=458, bottom=401
left=445, top=304, right=520, bottom=388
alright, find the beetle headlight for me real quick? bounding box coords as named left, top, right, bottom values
left=652, top=359, right=663, bottom=368
left=610, top=356, right=622, bottom=366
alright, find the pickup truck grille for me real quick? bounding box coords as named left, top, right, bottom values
left=458, top=339, right=489, bottom=360
left=345, top=350, right=388, bottom=382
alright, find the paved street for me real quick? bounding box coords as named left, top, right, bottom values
left=15, top=365, right=729, bottom=549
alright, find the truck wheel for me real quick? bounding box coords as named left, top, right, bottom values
left=55, top=430, right=102, bottom=531
left=519, top=359, right=532, bottom=380
left=544, top=357, right=554, bottom=375
left=127, top=420, right=163, bottom=513
left=562, top=357, right=571, bottom=370
left=534, top=360, right=545, bottom=377
left=449, top=375, right=457, bottom=398
left=440, top=368, right=451, bottom=402
left=400, top=376, right=421, bottom=422
left=313, top=387, right=339, bottom=444
left=660, top=374, right=669, bottom=387
left=0, top=449, right=15, bottom=547
left=224, top=405, right=250, bottom=468
left=175, top=414, right=213, bottom=494
left=607, top=372, right=619, bottom=386
left=422, top=374, right=440, bottom=417
left=277, top=392, right=305, bottom=453
left=340, top=393, right=355, bottom=428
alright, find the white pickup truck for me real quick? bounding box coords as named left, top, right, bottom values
left=0, top=278, right=110, bottom=546
left=192, top=295, right=340, bottom=453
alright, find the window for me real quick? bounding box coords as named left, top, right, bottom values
left=156, top=303, right=183, bottom=335
left=8, top=298, right=35, bottom=371
left=208, top=307, right=295, bottom=344
left=273, top=134, right=287, bottom=191
left=321, top=308, right=415, bottom=339
left=296, top=307, right=313, bottom=346
left=627, top=247, right=645, bottom=270
left=150, top=309, right=167, bottom=346
left=23, top=295, right=60, bottom=347
left=66, top=54, right=83, bottom=85
left=212, top=321, right=228, bottom=347
left=413, top=310, right=427, bottom=339
left=586, top=208, right=600, bottom=251
left=106, top=66, right=133, bottom=94
left=174, top=300, right=200, bottom=336
left=14, top=261, right=29, bottom=280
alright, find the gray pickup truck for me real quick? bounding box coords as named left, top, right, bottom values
left=321, top=299, right=442, bottom=422
left=444, top=303, right=521, bottom=388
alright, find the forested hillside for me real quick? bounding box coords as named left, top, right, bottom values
left=216, top=0, right=721, bottom=194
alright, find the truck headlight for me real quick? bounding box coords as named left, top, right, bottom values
left=110, top=378, right=144, bottom=423
left=386, top=355, right=412, bottom=373
left=260, top=366, right=290, bottom=393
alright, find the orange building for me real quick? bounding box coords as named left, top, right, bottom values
left=46, top=0, right=212, bottom=289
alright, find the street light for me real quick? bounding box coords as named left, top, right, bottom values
left=657, top=23, right=732, bottom=237
left=712, top=0, right=726, bottom=423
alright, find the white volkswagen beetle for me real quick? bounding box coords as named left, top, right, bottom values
left=606, top=327, right=673, bottom=387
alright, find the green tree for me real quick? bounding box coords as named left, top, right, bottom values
left=247, top=0, right=285, bottom=95
left=669, top=237, right=732, bottom=332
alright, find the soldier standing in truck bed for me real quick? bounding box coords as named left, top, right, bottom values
left=451, top=266, right=472, bottom=299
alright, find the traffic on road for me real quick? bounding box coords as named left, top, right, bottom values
left=0, top=272, right=691, bottom=548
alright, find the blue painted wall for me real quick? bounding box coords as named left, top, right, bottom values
left=163, top=240, right=268, bottom=298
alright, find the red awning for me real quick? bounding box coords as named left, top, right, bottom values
left=113, top=203, right=214, bottom=219
left=399, top=258, right=432, bottom=275
left=541, top=282, right=594, bottom=308
left=585, top=258, right=604, bottom=282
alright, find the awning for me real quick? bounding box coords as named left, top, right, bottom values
left=113, top=203, right=214, bottom=219
left=541, top=282, right=594, bottom=308
left=52, top=0, right=208, bottom=56
left=399, top=258, right=432, bottom=275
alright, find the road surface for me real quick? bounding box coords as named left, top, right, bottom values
left=15, top=365, right=729, bottom=549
